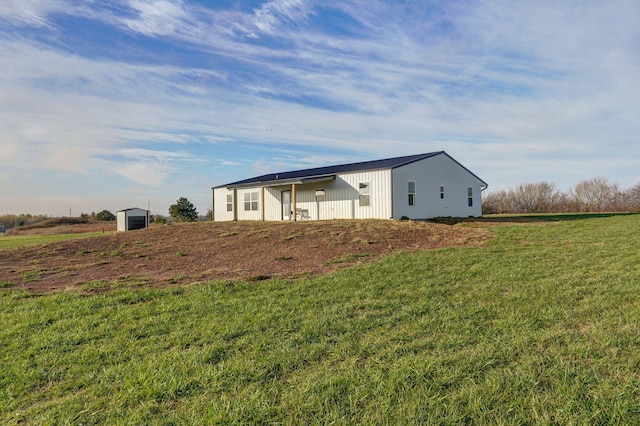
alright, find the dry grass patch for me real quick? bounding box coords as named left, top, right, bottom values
left=0, top=219, right=491, bottom=293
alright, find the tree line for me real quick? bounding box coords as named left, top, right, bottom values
left=0, top=210, right=118, bottom=230
left=1, top=197, right=203, bottom=231
left=482, top=178, right=640, bottom=214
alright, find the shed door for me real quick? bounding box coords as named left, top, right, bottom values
left=281, top=190, right=291, bottom=221
left=127, top=215, right=146, bottom=231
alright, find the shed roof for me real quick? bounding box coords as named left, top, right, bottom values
left=215, top=151, right=469, bottom=189
left=117, top=208, right=148, bottom=213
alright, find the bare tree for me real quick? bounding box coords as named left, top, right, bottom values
left=514, top=182, right=560, bottom=213
left=483, top=181, right=560, bottom=214
left=625, top=183, right=640, bottom=212
left=570, top=178, right=618, bottom=212
left=482, top=178, right=640, bottom=214
left=482, top=177, right=640, bottom=214
left=482, top=190, right=511, bottom=214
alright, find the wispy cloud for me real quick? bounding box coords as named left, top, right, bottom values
left=0, top=0, right=66, bottom=27
left=1, top=0, right=639, bottom=215
left=251, top=0, right=313, bottom=35
left=120, top=0, right=192, bottom=37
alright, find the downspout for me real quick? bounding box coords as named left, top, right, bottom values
left=480, top=184, right=488, bottom=217
left=390, top=170, right=394, bottom=219
left=260, top=187, right=265, bottom=221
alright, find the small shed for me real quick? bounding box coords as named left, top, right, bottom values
left=116, top=208, right=149, bottom=232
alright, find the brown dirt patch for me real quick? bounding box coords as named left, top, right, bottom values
left=0, top=220, right=492, bottom=293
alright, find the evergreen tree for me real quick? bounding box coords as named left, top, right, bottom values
left=169, top=197, right=198, bottom=222
left=96, top=210, right=116, bottom=221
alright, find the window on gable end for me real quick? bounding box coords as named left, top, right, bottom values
left=408, top=181, right=416, bottom=206
left=226, top=194, right=233, bottom=212
left=359, top=182, right=370, bottom=207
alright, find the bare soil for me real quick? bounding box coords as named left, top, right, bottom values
left=0, top=220, right=492, bottom=293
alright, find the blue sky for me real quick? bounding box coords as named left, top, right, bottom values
left=1, top=0, right=639, bottom=217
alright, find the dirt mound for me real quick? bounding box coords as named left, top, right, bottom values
left=0, top=220, right=491, bottom=293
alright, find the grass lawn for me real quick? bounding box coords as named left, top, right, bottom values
left=0, top=232, right=112, bottom=250
left=1, top=214, right=640, bottom=424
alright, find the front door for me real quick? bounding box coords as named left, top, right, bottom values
left=281, top=190, right=291, bottom=220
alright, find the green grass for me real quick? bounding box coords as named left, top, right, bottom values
left=0, top=232, right=110, bottom=250
left=324, top=253, right=372, bottom=265
left=2, top=215, right=640, bottom=423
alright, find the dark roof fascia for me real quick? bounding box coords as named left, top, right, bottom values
left=225, top=174, right=336, bottom=189
left=213, top=151, right=445, bottom=189
left=117, top=207, right=148, bottom=213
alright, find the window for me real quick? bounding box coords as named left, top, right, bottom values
left=226, top=194, right=233, bottom=212
left=359, top=182, right=370, bottom=207
left=408, top=181, right=416, bottom=206
left=468, top=187, right=473, bottom=207
left=440, top=186, right=445, bottom=199
left=315, top=189, right=326, bottom=202
left=244, top=191, right=259, bottom=211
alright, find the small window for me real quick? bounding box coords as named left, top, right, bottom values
left=359, top=182, right=370, bottom=207
left=408, top=181, right=416, bottom=206
left=468, top=187, right=473, bottom=207
left=244, top=191, right=259, bottom=211
left=226, top=194, right=233, bottom=212
left=315, top=189, right=326, bottom=202
left=440, top=186, right=445, bottom=199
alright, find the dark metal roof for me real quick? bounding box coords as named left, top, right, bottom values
left=117, top=208, right=148, bottom=213
left=214, top=151, right=487, bottom=189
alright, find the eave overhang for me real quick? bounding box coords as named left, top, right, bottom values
left=224, top=174, right=336, bottom=190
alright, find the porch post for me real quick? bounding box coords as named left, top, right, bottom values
left=233, top=188, right=238, bottom=222
left=292, top=184, right=297, bottom=221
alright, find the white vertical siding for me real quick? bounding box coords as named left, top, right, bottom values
left=213, top=187, right=265, bottom=221
left=256, top=172, right=393, bottom=221
left=334, top=170, right=392, bottom=219
left=292, top=170, right=391, bottom=220
left=235, top=188, right=262, bottom=220
left=213, top=187, right=235, bottom=221
left=392, top=153, right=484, bottom=219
left=264, top=186, right=288, bottom=221
left=116, top=210, right=126, bottom=231
left=213, top=153, right=484, bottom=221
left=214, top=169, right=392, bottom=221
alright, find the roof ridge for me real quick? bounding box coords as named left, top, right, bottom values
left=216, top=151, right=445, bottom=188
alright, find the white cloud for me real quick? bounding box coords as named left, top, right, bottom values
left=252, top=0, right=313, bottom=35
left=108, top=160, right=176, bottom=186
left=120, top=0, right=190, bottom=37
left=112, top=148, right=193, bottom=160
left=0, top=0, right=66, bottom=27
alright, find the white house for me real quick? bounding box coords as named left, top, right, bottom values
left=116, top=208, right=149, bottom=231
left=212, top=151, right=488, bottom=221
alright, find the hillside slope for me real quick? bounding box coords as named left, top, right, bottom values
left=0, top=220, right=490, bottom=293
